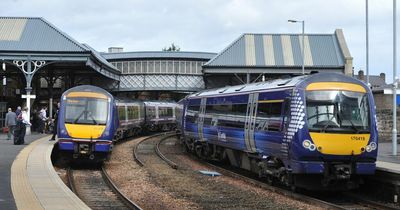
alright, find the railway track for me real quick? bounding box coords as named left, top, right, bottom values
left=67, top=167, right=142, bottom=210
left=201, top=159, right=399, bottom=210
left=133, top=132, right=178, bottom=169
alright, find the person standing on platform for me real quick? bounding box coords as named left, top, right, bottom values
left=15, top=107, right=31, bottom=145
left=15, top=106, right=21, bottom=117
left=50, top=103, right=60, bottom=141
left=38, top=107, right=48, bottom=134
left=5, top=108, right=16, bottom=141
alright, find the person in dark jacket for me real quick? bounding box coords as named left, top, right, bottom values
left=50, top=103, right=60, bottom=141
left=5, top=108, right=16, bottom=141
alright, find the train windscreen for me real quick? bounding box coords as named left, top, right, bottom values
left=306, top=90, right=370, bottom=133
left=65, top=97, right=108, bottom=125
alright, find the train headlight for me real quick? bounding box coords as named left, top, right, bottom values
left=309, top=144, right=316, bottom=151
left=370, top=142, right=377, bottom=150
left=366, top=145, right=372, bottom=153
left=302, top=140, right=311, bottom=149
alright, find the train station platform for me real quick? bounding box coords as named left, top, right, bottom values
left=377, top=142, right=400, bottom=174
left=0, top=133, right=90, bottom=210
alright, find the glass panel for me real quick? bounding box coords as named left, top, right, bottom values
left=127, top=106, right=139, bottom=119
left=174, top=61, right=179, bottom=74
left=161, top=61, right=167, bottom=73
left=118, top=106, right=125, bottom=120
left=136, top=61, right=141, bottom=73
left=167, top=61, right=173, bottom=73
left=123, top=62, right=128, bottom=74
left=256, top=102, right=283, bottom=131
left=186, top=61, right=191, bottom=74
left=142, top=61, right=148, bottom=73
left=191, top=61, right=197, bottom=74
left=155, top=61, right=160, bottom=73
left=148, top=61, right=154, bottom=73
left=306, top=90, right=370, bottom=133
left=129, top=61, right=135, bottom=74
left=180, top=61, right=186, bottom=74
left=65, top=97, right=108, bottom=125
left=116, top=62, right=122, bottom=71
left=197, top=62, right=203, bottom=74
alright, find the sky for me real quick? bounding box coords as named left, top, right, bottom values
left=2, top=0, right=398, bottom=82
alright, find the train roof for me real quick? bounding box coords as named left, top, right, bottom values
left=62, top=85, right=113, bottom=98
left=188, top=73, right=368, bottom=98
left=143, top=101, right=177, bottom=106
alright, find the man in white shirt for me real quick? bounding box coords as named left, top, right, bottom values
left=15, top=107, right=31, bottom=145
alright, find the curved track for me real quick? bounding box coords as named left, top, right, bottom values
left=67, top=167, right=142, bottom=210
left=133, top=132, right=178, bottom=169
left=201, top=159, right=399, bottom=210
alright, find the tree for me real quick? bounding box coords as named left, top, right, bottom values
left=162, top=43, right=180, bottom=51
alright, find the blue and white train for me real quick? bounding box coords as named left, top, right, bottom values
left=177, top=73, right=378, bottom=190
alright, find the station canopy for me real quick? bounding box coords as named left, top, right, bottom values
left=0, top=17, right=120, bottom=83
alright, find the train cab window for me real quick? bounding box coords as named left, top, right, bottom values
left=256, top=102, right=283, bottom=132
left=306, top=90, right=370, bottom=133
left=65, top=97, right=108, bottom=125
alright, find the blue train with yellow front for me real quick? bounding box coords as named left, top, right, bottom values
left=177, top=72, right=378, bottom=190
left=57, top=85, right=118, bottom=162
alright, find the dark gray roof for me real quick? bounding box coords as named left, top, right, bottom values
left=0, top=17, right=87, bottom=52
left=101, top=51, right=217, bottom=60
left=204, top=32, right=345, bottom=68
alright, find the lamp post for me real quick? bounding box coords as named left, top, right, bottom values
left=288, top=19, right=305, bottom=75
left=393, top=0, right=398, bottom=156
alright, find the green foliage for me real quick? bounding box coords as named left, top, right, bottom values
left=162, top=43, right=180, bottom=51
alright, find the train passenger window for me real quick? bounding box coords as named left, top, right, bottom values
left=159, top=107, right=173, bottom=117
left=127, top=106, right=139, bottom=120
left=117, top=106, right=126, bottom=121
left=256, top=102, right=283, bottom=132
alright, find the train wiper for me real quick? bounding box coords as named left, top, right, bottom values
left=73, top=110, right=86, bottom=124
left=87, top=112, right=98, bottom=125
left=346, top=119, right=359, bottom=134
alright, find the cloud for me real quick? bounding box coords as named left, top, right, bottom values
left=1, top=0, right=397, bottom=82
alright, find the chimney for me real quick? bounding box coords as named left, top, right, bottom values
left=108, top=47, right=123, bottom=53
left=380, top=73, right=386, bottom=83
left=358, top=70, right=364, bottom=81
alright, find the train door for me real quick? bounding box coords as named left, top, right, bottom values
left=197, top=98, right=206, bottom=141
left=245, top=93, right=258, bottom=152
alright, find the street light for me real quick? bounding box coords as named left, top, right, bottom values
left=288, top=19, right=305, bottom=75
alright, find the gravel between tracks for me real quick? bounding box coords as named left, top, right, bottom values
left=104, top=136, right=323, bottom=210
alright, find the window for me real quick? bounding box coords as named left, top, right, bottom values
left=65, top=97, right=108, bottom=125
left=180, top=61, right=186, bottom=74
left=159, top=107, right=174, bottom=117
left=148, top=61, right=154, bottom=73
left=256, top=102, right=283, bottom=132
left=197, top=62, right=203, bottom=74
left=116, top=62, right=122, bottom=71
left=204, top=103, right=247, bottom=128
left=127, top=106, right=139, bottom=120
left=129, top=62, right=135, bottom=74
left=306, top=90, right=370, bottom=133
left=167, top=61, right=173, bottom=73
left=117, top=106, right=126, bottom=121
left=142, top=61, right=148, bottom=73
left=123, top=62, right=128, bottom=74
left=174, top=61, right=179, bottom=73
left=186, top=61, right=191, bottom=74
left=155, top=61, right=160, bottom=73
left=191, top=62, right=197, bottom=74
left=135, top=61, right=141, bottom=73
left=161, top=61, right=167, bottom=73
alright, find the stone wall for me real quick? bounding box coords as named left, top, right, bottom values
left=376, top=109, right=400, bottom=141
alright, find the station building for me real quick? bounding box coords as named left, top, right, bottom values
left=203, top=29, right=353, bottom=88
left=0, top=16, right=354, bottom=129
left=102, top=50, right=216, bottom=100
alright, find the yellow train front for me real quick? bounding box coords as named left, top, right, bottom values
left=57, top=85, right=118, bottom=162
